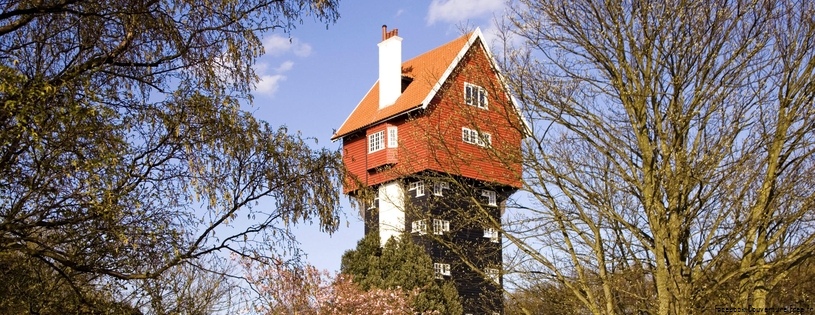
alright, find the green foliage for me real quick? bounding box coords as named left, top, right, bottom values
left=341, top=233, right=463, bottom=315
left=0, top=0, right=342, bottom=312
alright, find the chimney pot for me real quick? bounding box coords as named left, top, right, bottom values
left=382, top=25, right=387, bottom=41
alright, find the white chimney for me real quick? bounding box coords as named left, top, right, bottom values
left=378, top=25, right=402, bottom=109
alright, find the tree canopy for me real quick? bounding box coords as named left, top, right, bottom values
left=494, top=0, right=815, bottom=314
left=341, top=233, right=463, bottom=315
left=1, top=0, right=342, bottom=313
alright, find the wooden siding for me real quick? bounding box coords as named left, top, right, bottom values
left=404, top=177, right=507, bottom=315
left=342, top=38, right=523, bottom=195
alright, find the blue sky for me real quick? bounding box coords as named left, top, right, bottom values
left=247, top=0, right=508, bottom=272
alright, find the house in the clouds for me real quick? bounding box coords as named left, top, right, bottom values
left=332, top=26, right=524, bottom=315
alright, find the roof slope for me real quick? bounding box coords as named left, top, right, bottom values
left=332, top=32, right=474, bottom=140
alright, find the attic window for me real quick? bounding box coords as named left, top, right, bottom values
left=401, top=76, right=414, bottom=93
left=465, top=82, right=488, bottom=109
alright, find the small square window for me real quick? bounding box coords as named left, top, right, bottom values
left=434, top=263, right=451, bottom=279
left=368, top=131, right=384, bottom=153
left=387, top=127, right=398, bottom=148
left=433, top=219, right=450, bottom=235
left=465, top=82, right=488, bottom=109
left=408, top=181, right=425, bottom=197
left=482, top=190, right=497, bottom=206
left=412, top=220, right=427, bottom=235
left=368, top=195, right=379, bottom=209
left=484, top=227, right=500, bottom=243
left=433, top=182, right=449, bottom=196
left=486, top=268, right=500, bottom=283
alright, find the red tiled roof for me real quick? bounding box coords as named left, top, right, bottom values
left=332, top=32, right=474, bottom=140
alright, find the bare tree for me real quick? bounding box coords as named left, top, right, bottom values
left=0, top=0, right=342, bottom=311
left=496, top=0, right=815, bottom=314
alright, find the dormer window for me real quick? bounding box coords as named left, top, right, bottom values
left=368, top=131, right=384, bottom=153
left=465, top=82, right=488, bottom=109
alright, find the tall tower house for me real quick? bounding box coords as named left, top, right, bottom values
left=332, top=26, right=524, bottom=315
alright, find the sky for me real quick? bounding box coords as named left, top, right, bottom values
left=246, top=0, right=510, bottom=273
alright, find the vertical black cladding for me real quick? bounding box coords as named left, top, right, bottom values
left=401, top=174, right=512, bottom=315
left=361, top=173, right=512, bottom=314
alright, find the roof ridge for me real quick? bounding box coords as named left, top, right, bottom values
left=402, top=31, right=474, bottom=64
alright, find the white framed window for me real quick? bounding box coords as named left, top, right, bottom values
left=482, top=190, right=497, bottom=206
left=412, top=220, right=427, bottom=235
left=433, top=219, right=450, bottom=235
left=368, top=131, right=384, bottom=153
left=368, top=195, right=379, bottom=209
left=486, top=268, right=500, bottom=283
left=408, top=181, right=425, bottom=197
left=484, top=227, right=500, bottom=243
left=432, top=181, right=449, bottom=196
left=462, top=127, right=491, bottom=147
left=464, top=82, right=488, bottom=109
left=387, top=126, right=398, bottom=148
left=434, top=263, right=451, bottom=279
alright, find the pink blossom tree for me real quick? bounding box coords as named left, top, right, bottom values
left=243, top=260, right=437, bottom=315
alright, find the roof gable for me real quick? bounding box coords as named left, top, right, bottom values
left=333, top=30, right=485, bottom=140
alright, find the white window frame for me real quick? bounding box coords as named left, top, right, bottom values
left=368, top=131, right=384, bottom=153
left=462, top=127, right=491, bottom=147
left=486, top=268, right=500, bottom=283
left=482, top=190, right=497, bottom=206
left=387, top=126, right=398, bottom=148
left=433, top=181, right=449, bottom=196
left=412, top=219, right=427, bottom=235
left=408, top=181, right=425, bottom=197
left=434, top=263, right=451, bottom=279
left=368, top=195, right=379, bottom=209
left=433, top=219, right=450, bottom=235
left=484, top=227, right=500, bottom=243
left=464, top=82, right=488, bottom=109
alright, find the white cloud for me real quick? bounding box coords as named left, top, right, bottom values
left=275, top=61, right=295, bottom=73
left=396, top=9, right=404, bottom=17
left=293, top=43, right=312, bottom=57
left=254, top=62, right=270, bottom=74
left=263, top=34, right=312, bottom=57
left=427, top=0, right=504, bottom=25
left=255, top=74, right=286, bottom=96
left=253, top=61, right=294, bottom=96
